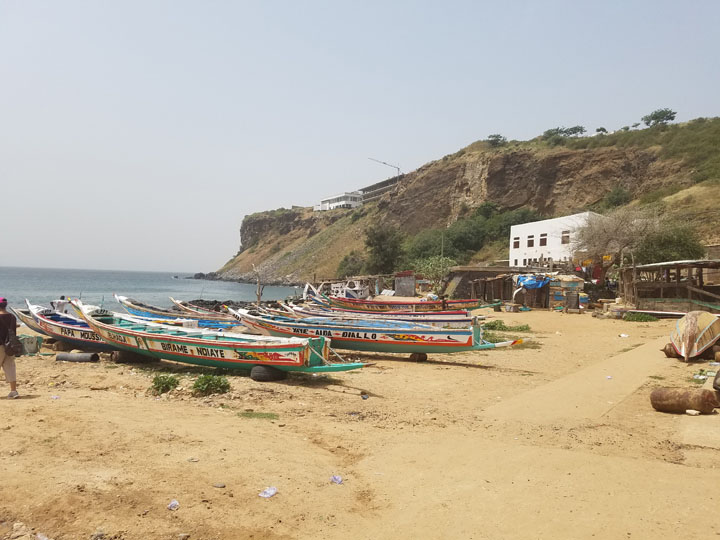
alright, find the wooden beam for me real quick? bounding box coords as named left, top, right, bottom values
left=686, top=285, right=720, bottom=302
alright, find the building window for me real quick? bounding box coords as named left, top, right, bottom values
left=513, top=237, right=520, bottom=249
left=561, top=230, right=570, bottom=244
left=539, top=233, right=547, bottom=247
left=527, top=235, right=534, bottom=248
left=522, top=259, right=527, bottom=266
left=514, top=259, right=518, bottom=266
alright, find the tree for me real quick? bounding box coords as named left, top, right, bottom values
left=486, top=134, right=507, bottom=147
left=364, top=223, right=405, bottom=274
left=642, top=108, right=677, bottom=127
left=634, top=225, right=706, bottom=264
left=413, top=256, right=458, bottom=292
left=336, top=250, right=367, bottom=278
left=564, top=125, right=586, bottom=137
left=596, top=127, right=608, bottom=134
left=573, top=206, right=663, bottom=282
left=543, top=127, right=565, bottom=139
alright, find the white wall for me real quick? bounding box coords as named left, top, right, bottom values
left=508, top=212, right=598, bottom=267
left=314, top=192, right=363, bottom=211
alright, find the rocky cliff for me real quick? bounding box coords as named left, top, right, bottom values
left=217, top=121, right=720, bottom=284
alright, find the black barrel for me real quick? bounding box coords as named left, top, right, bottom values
left=56, top=352, right=99, bottom=363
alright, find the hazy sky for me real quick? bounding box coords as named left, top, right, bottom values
left=2, top=1, right=718, bottom=272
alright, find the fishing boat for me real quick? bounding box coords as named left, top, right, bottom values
left=73, top=300, right=365, bottom=381
left=316, top=293, right=483, bottom=313
left=12, top=306, right=51, bottom=336
left=670, top=310, right=720, bottom=361
left=115, top=295, right=239, bottom=328
left=26, top=301, right=118, bottom=351
left=285, top=302, right=477, bottom=328
left=229, top=307, right=520, bottom=358
left=169, top=297, right=226, bottom=315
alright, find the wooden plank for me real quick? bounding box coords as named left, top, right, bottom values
left=687, top=285, right=720, bottom=302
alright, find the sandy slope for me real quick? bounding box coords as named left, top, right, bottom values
left=1, top=309, right=719, bottom=540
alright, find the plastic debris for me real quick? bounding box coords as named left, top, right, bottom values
left=330, top=475, right=343, bottom=484
left=187, top=457, right=199, bottom=462
left=686, top=409, right=701, bottom=416
left=606, top=375, right=613, bottom=379
left=50, top=395, right=60, bottom=400
left=619, top=334, right=629, bottom=338
left=361, top=394, right=369, bottom=400
left=693, top=374, right=708, bottom=380
left=709, top=362, right=720, bottom=367
left=167, top=499, right=180, bottom=511
left=259, top=487, right=278, bottom=498
left=706, top=371, right=717, bottom=377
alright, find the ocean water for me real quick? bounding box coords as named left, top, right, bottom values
left=0, top=267, right=300, bottom=310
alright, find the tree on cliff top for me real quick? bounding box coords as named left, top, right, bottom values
left=486, top=134, right=507, bottom=147
left=642, top=108, right=676, bottom=127
left=365, top=224, right=406, bottom=274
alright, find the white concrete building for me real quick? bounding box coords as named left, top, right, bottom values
left=508, top=211, right=601, bottom=267
left=313, top=191, right=363, bottom=211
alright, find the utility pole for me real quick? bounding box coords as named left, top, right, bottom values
left=368, top=157, right=401, bottom=179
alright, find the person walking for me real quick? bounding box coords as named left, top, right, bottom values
left=0, top=297, right=19, bottom=399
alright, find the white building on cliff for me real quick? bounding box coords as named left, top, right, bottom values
left=509, top=211, right=601, bottom=267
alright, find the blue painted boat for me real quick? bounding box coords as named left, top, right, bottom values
left=115, top=295, right=241, bottom=329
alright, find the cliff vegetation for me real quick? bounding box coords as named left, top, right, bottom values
left=218, top=116, right=720, bottom=284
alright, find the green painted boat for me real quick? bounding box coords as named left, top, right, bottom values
left=73, top=300, right=365, bottom=381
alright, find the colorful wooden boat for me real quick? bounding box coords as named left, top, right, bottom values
left=169, top=297, right=225, bottom=316
left=317, top=293, right=483, bottom=313
left=26, top=301, right=118, bottom=351
left=12, top=306, right=51, bottom=336
left=229, top=308, right=520, bottom=355
left=74, top=301, right=365, bottom=380
left=285, top=302, right=477, bottom=328
left=115, top=295, right=239, bottom=328
left=670, top=310, right=720, bottom=361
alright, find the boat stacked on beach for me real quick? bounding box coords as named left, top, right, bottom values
left=71, top=300, right=365, bottom=381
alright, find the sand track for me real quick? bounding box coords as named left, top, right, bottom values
left=1, top=309, right=718, bottom=539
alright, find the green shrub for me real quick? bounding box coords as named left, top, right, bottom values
left=602, top=186, right=631, bottom=208
left=337, top=250, right=367, bottom=277
left=192, top=374, right=231, bottom=396
left=623, top=312, right=659, bottom=322
left=151, top=374, right=179, bottom=395
left=483, top=320, right=531, bottom=332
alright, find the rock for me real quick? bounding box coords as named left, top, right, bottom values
left=178, top=534, right=191, bottom=540
left=213, top=482, right=226, bottom=488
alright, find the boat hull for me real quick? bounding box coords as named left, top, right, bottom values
left=115, top=295, right=239, bottom=328
left=235, top=310, right=514, bottom=354
left=75, top=302, right=365, bottom=373
left=322, top=295, right=483, bottom=312
left=27, top=306, right=119, bottom=352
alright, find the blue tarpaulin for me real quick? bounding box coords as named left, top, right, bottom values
left=516, top=275, right=551, bottom=289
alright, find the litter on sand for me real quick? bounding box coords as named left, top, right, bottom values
left=259, top=487, right=278, bottom=498
left=167, top=499, right=180, bottom=511
left=619, top=334, right=629, bottom=338
left=330, top=475, right=343, bottom=484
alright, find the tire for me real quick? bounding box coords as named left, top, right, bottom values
left=409, top=353, right=428, bottom=362
left=250, top=365, right=288, bottom=382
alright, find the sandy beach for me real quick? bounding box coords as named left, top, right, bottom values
left=1, top=308, right=719, bottom=539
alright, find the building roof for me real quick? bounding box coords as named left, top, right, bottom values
left=509, top=211, right=603, bottom=230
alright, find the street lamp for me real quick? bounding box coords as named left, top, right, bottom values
left=368, top=157, right=401, bottom=178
